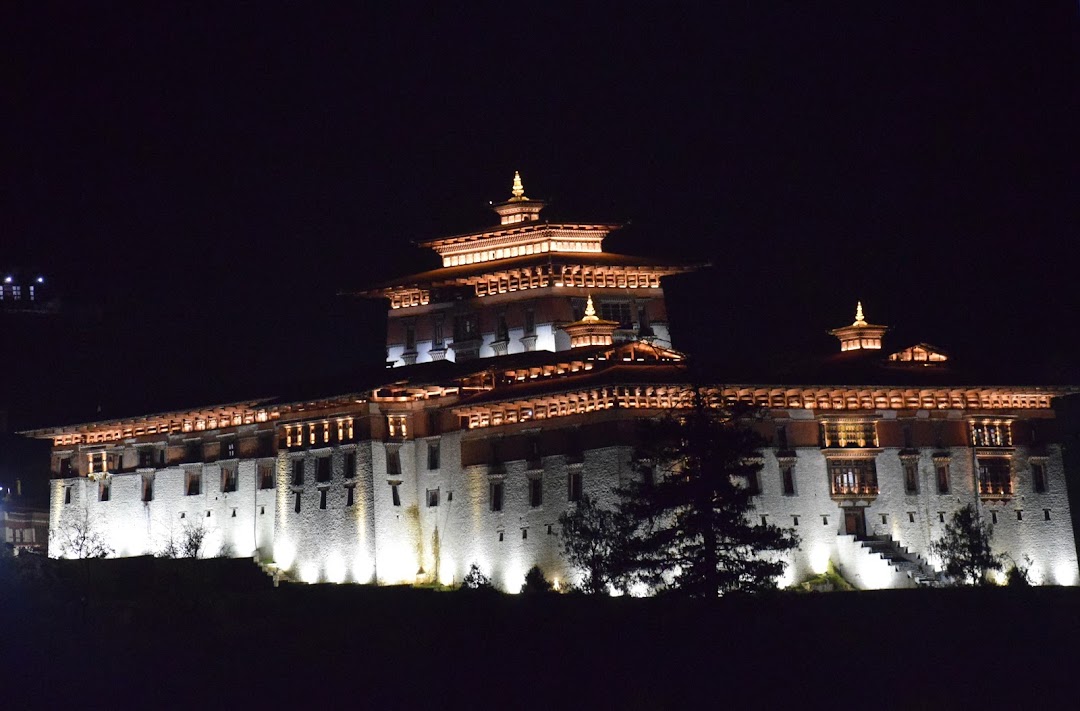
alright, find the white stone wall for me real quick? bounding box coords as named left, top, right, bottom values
left=49, top=459, right=277, bottom=560
left=46, top=414, right=1080, bottom=592
left=404, top=435, right=632, bottom=592
left=751, top=441, right=1080, bottom=587
left=271, top=443, right=375, bottom=584
left=388, top=324, right=559, bottom=367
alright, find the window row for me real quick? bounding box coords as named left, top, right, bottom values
left=73, top=465, right=279, bottom=503
left=385, top=470, right=583, bottom=511
left=780, top=509, right=1055, bottom=527
left=283, top=419, right=357, bottom=449
left=69, top=437, right=276, bottom=475
left=291, top=485, right=357, bottom=513
left=290, top=453, right=358, bottom=486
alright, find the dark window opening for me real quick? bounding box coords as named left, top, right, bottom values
left=522, top=528, right=528, bottom=540
left=294, top=491, right=302, bottom=513
left=746, top=471, right=761, bottom=496
left=938, top=512, right=945, bottom=523
left=490, top=481, right=504, bottom=512
left=978, top=459, right=1011, bottom=497
left=386, top=448, right=401, bottom=476
left=142, top=476, right=154, bottom=502
left=991, top=511, right=998, bottom=524
left=881, top=514, right=888, bottom=525
left=344, top=451, right=356, bottom=479
left=599, top=301, right=633, bottom=329
left=903, top=461, right=918, bottom=494
left=1044, top=508, right=1051, bottom=521
left=97, top=479, right=110, bottom=502
left=186, top=471, right=202, bottom=496
left=292, top=460, right=305, bottom=486
left=64, top=486, right=72, bottom=505
left=907, top=512, right=915, bottom=523
left=316, top=457, right=331, bottom=483
left=792, top=516, right=799, bottom=526
left=781, top=465, right=795, bottom=496
left=524, top=308, right=536, bottom=335
left=138, top=449, right=158, bottom=468
left=221, top=466, right=238, bottom=493
left=829, top=460, right=878, bottom=497
left=936, top=463, right=950, bottom=494
left=1016, top=510, right=1023, bottom=521
left=529, top=478, right=542, bottom=507
left=433, top=316, right=445, bottom=347
left=567, top=470, right=582, bottom=502
left=391, top=483, right=401, bottom=507
left=453, top=313, right=478, bottom=341
left=1032, top=463, right=1047, bottom=493
left=427, top=489, right=440, bottom=507
left=427, top=440, right=441, bottom=470
left=776, top=425, right=789, bottom=450
left=642, top=466, right=655, bottom=488
left=319, top=489, right=327, bottom=510
left=258, top=464, right=275, bottom=490
left=346, top=485, right=355, bottom=507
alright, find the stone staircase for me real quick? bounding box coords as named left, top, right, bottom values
left=255, top=556, right=290, bottom=587
left=835, top=533, right=941, bottom=589
left=859, top=536, right=940, bottom=587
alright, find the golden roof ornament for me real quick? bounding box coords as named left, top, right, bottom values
left=509, top=170, right=527, bottom=202
left=583, top=294, right=599, bottom=322
left=853, top=301, right=867, bottom=327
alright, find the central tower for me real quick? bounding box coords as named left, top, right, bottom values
left=360, top=173, right=697, bottom=366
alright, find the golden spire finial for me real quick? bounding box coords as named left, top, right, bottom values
left=510, top=170, right=527, bottom=201
left=853, top=301, right=867, bottom=326
left=583, top=294, right=599, bottom=322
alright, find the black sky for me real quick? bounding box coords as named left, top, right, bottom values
left=2, top=3, right=1078, bottom=429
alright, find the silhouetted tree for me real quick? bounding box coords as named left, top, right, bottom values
left=520, top=565, right=554, bottom=594
left=930, top=504, right=1003, bottom=585
left=161, top=521, right=207, bottom=559
left=558, top=493, right=631, bottom=595
left=460, top=562, right=494, bottom=590
left=618, top=391, right=799, bottom=597
left=53, top=509, right=112, bottom=559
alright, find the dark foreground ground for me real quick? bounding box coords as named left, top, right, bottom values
left=2, top=556, right=1078, bottom=709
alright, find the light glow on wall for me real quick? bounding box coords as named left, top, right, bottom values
left=439, top=556, right=457, bottom=587
left=810, top=544, right=831, bottom=575
left=1054, top=561, right=1077, bottom=586
left=502, top=560, right=525, bottom=594
left=300, top=562, right=320, bottom=584
left=326, top=552, right=347, bottom=584
left=275, top=539, right=296, bottom=571
left=353, top=553, right=374, bottom=584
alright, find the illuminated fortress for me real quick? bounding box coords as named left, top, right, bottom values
left=28, top=175, right=1079, bottom=590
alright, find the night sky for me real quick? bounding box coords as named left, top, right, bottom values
left=2, top=3, right=1078, bottom=430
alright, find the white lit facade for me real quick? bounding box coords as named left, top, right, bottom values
left=26, top=177, right=1080, bottom=591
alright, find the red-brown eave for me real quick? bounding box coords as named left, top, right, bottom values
left=352, top=251, right=703, bottom=297
left=415, top=220, right=623, bottom=249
